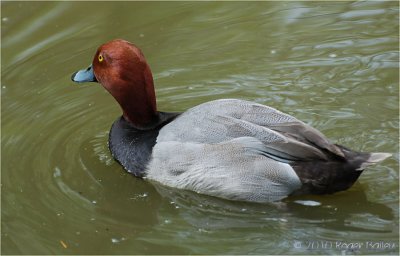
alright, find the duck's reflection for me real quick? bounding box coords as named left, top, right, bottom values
left=152, top=182, right=394, bottom=233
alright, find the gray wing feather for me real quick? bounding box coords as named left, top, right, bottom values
left=158, top=99, right=340, bottom=162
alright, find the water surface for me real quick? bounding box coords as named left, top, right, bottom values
left=1, top=1, right=399, bottom=255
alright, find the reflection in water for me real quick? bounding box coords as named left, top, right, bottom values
left=152, top=182, right=292, bottom=230
left=286, top=191, right=394, bottom=233
left=153, top=183, right=393, bottom=232
left=150, top=183, right=397, bottom=254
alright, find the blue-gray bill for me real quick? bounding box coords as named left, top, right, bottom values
left=71, top=64, right=97, bottom=83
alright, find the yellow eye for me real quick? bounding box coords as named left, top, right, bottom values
left=98, top=54, right=104, bottom=62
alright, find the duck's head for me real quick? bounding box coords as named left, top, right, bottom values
left=72, top=39, right=157, bottom=128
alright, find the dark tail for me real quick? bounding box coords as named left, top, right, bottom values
left=291, top=148, right=391, bottom=196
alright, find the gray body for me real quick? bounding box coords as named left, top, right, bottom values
left=146, top=99, right=389, bottom=202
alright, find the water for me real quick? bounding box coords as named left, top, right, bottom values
left=1, top=1, right=399, bottom=255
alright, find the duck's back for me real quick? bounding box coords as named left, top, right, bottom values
left=156, top=99, right=343, bottom=161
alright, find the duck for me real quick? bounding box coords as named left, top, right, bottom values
left=71, top=39, right=391, bottom=203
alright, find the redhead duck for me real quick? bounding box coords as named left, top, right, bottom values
left=72, top=39, right=391, bottom=202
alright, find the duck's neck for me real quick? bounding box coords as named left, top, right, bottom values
left=121, top=96, right=157, bottom=129
left=114, top=64, right=158, bottom=129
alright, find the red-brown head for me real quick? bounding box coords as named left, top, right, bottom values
left=72, top=39, right=157, bottom=128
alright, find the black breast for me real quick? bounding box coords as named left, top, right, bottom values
left=108, top=112, right=179, bottom=177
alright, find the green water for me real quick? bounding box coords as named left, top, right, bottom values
left=1, top=1, right=399, bottom=255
